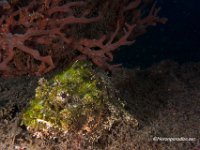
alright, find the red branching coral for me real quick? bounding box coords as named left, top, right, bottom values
left=0, top=0, right=167, bottom=76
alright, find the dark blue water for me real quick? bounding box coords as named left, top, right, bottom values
left=114, top=0, right=200, bottom=68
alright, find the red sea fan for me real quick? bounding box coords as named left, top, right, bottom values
left=0, top=0, right=167, bottom=76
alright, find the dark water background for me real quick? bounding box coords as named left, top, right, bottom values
left=114, top=0, right=200, bottom=68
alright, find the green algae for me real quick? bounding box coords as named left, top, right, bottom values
left=21, top=60, right=138, bottom=138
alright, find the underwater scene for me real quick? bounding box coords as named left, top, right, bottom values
left=0, top=0, right=199, bottom=149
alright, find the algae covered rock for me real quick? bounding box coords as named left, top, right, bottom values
left=21, top=60, right=138, bottom=138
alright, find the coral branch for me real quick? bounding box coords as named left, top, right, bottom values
left=0, top=0, right=166, bottom=76
left=74, top=21, right=136, bottom=70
